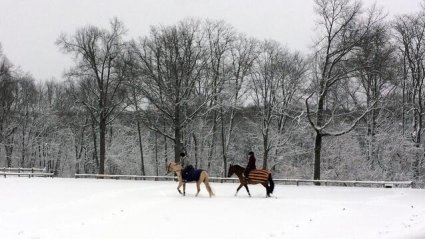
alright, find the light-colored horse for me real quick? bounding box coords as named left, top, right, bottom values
left=166, top=162, right=214, bottom=197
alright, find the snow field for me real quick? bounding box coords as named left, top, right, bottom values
left=0, top=178, right=424, bottom=239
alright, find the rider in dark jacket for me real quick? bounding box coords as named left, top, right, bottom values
left=180, top=152, right=194, bottom=181
left=244, top=151, right=256, bottom=179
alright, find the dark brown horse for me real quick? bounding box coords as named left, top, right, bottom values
left=227, top=164, right=275, bottom=197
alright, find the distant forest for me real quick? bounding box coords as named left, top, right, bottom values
left=1, top=0, right=424, bottom=186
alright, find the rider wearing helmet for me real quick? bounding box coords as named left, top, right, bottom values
left=180, top=152, right=194, bottom=181
left=244, top=151, right=256, bottom=180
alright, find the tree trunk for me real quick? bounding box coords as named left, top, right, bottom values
left=75, top=119, right=87, bottom=175
left=313, top=132, right=322, bottom=182
left=20, top=128, right=26, bottom=167
left=174, top=126, right=182, bottom=164
left=207, top=111, right=218, bottom=171
left=220, top=107, right=227, bottom=177
left=164, top=126, right=168, bottom=170
left=313, top=95, right=325, bottom=183
left=193, top=132, right=199, bottom=168
left=55, top=146, right=62, bottom=176
left=5, top=141, right=13, bottom=168
left=136, top=121, right=145, bottom=176
left=155, top=131, right=159, bottom=176
left=262, top=132, right=269, bottom=170
left=174, top=100, right=183, bottom=163
left=91, top=121, right=98, bottom=174
left=99, top=118, right=106, bottom=174
left=402, top=54, right=407, bottom=136
left=414, top=87, right=423, bottom=180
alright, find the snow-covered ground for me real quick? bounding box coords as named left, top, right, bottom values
left=0, top=178, right=424, bottom=239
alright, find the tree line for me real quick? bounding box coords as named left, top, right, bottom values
left=0, top=0, right=424, bottom=186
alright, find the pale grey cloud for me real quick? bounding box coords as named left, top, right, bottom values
left=0, top=0, right=421, bottom=80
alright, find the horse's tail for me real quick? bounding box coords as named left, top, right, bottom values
left=203, top=172, right=215, bottom=197
left=268, top=173, right=275, bottom=195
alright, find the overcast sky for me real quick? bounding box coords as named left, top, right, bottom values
left=0, top=0, right=422, bottom=81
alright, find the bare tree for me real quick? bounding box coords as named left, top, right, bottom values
left=394, top=12, right=425, bottom=180
left=306, top=0, right=381, bottom=181
left=125, top=59, right=146, bottom=176
left=219, top=34, right=257, bottom=173
left=56, top=18, right=129, bottom=174
left=131, top=19, right=216, bottom=163
left=352, top=22, right=395, bottom=167
left=0, top=44, right=9, bottom=78
left=59, top=80, right=93, bottom=174
left=0, top=48, right=17, bottom=167
left=273, top=52, right=307, bottom=170
left=16, top=75, right=37, bottom=168
left=250, top=41, right=305, bottom=170
left=250, top=41, right=282, bottom=170
left=203, top=20, right=235, bottom=173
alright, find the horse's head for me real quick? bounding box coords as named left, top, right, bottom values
left=166, top=162, right=173, bottom=174
left=166, top=162, right=182, bottom=173
left=228, top=164, right=244, bottom=177
left=227, top=164, right=235, bottom=177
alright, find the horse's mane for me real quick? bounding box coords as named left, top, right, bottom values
left=231, top=164, right=245, bottom=170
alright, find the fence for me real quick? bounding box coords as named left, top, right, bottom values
left=1, top=169, right=413, bottom=187
left=75, top=174, right=176, bottom=180
left=74, top=173, right=414, bottom=188
left=272, top=178, right=414, bottom=188
left=1, top=167, right=54, bottom=178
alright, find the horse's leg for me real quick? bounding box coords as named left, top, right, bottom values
left=183, top=182, right=186, bottom=196
left=177, top=181, right=183, bottom=195
left=268, top=173, right=275, bottom=195
left=235, top=183, right=243, bottom=196
left=202, top=172, right=214, bottom=197
left=244, top=184, right=251, bottom=197
left=195, top=179, right=201, bottom=197
left=261, top=182, right=270, bottom=197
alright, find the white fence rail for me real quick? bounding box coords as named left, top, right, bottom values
left=74, top=173, right=414, bottom=188
left=1, top=167, right=45, bottom=173
left=1, top=167, right=53, bottom=178
left=272, top=178, right=413, bottom=187
left=1, top=169, right=414, bottom=187
left=75, top=174, right=176, bottom=180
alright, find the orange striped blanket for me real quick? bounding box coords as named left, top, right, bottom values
left=248, top=169, right=269, bottom=182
